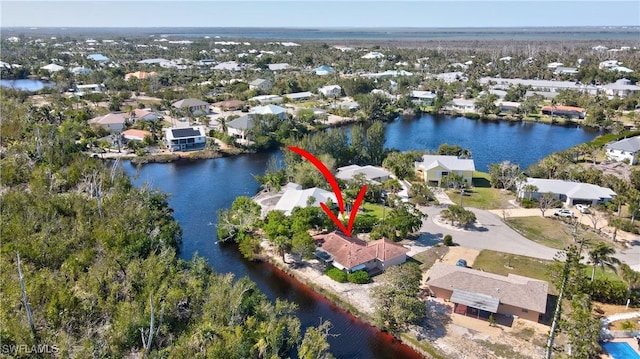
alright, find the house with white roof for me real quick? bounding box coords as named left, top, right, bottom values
left=411, top=91, right=437, bottom=105
left=433, top=71, right=467, bottom=84
left=70, top=66, right=93, bottom=75
left=314, top=65, right=335, bottom=76
left=361, top=51, right=384, bottom=59
left=283, top=92, right=314, bottom=101
left=250, top=104, right=288, bottom=119
left=249, top=95, right=283, bottom=104
left=517, top=178, right=616, bottom=206
left=75, top=84, right=103, bottom=95
left=606, top=136, right=640, bottom=165
left=248, top=78, right=272, bottom=91
left=601, top=79, right=640, bottom=97
left=445, top=98, right=477, bottom=113
left=273, top=183, right=337, bottom=216
left=268, top=63, right=291, bottom=71
left=213, top=61, right=243, bottom=71
left=163, top=126, right=207, bottom=152
left=318, top=85, right=342, bottom=98
left=336, top=165, right=392, bottom=184
left=415, top=155, right=476, bottom=186
left=41, top=63, right=64, bottom=72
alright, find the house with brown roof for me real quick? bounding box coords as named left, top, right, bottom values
left=314, top=231, right=408, bottom=274
left=212, top=100, right=245, bottom=111
left=541, top=105, right=585, bottom=119
left=121, top=129, right=151, bottom=141
left=89, top=112, right=129, bottom=132
left=426, top=263, right=548, bottom=323
left=125, top=71, right=158, bottom=80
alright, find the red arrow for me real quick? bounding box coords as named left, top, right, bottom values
left=287, top=146, right=366, bottom=237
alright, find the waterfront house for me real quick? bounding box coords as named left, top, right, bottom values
left=314, top=231, right=408, bottom=274
left=605, top=136, right=640, bottom=165
left=541, top=105, right=585, bottom=119
left=163, top=126, right=206, bottom=152
left=41, top=63, right=64, bottom=72
left=319, top=85, right=342, bottom=98
left=496, top=101, right=521, bottom=113
left=517, top=178, right=616, bottom=206
left=415, top=155, right=475, bottom=186
left=426, top=263, right=548, bottom=323
left=121, top=129, right=151, bottom=142
left=336, top=165, right=392, bottom=184
left=249, top=104, right=288, bottom=119
left=172, top=98, right=210, bottom=115
left=410, top=90, right=437, bottom=105
left=227, top=114, right=256, bottom=142
left=273, top=183, right=337, bottom=216
left=445, top=98, right=477, bottom=113
left=249, top=78, right=273, bottom=91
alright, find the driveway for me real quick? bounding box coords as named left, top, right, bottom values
left=406, top=206, right=560, bottom=260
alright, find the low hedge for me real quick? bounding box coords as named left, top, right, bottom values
left=347, top=270, right=370, bottom=284
left=326, top=267, right=347, bottom=283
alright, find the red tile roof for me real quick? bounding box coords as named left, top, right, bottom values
left=314, top=231, right=408, bottom=269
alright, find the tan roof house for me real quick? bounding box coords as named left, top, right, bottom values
left=426, top=263, right=548, bottom=323
left=415, top=155, right=475, bottom=186
left=89, top=112, right=129, bottom=132
left=172, top=98, right=210, bottom=115
left=125, top=71, right=158, bottom=80
left=314, top=231, right=408, bottom=274
left=121, top=129, right=151, bottom=141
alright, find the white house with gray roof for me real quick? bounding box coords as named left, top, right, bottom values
left=163, top=126, right=206, bottom=152
left=336, top=165, right=392, bottom=184
left=517, top=178, right=616, bottom=206
left=319, top=85, right=342, bottom=98
left=248, top=78, right=272, bottom=91
left=273, top=183, right=337, bottom=216
left=606, top=136, right=640, bottom=165
left=172, top=98, right=210, bottom=115
left=227, top=114, right=256, bottom=142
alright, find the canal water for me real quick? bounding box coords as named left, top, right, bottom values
left=124, top=115, right=600, bottom=358
left=0, top=79, right=55, bottom=91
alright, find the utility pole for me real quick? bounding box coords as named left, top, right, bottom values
left=16, top=252, right=37, bottom=340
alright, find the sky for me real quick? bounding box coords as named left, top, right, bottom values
left=1, top=1, right=639, bottom=28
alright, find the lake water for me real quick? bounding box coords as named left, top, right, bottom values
left=0, top=79, right=55, bottom=91
left=124, top=116, right=600, bottom=358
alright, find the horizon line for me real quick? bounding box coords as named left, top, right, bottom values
left=3, top=25, right=640, bottom=29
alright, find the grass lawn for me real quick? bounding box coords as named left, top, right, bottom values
left=446, top=186, right=514, bottom=210
left=360, top=202, right=386, bottom=220
left=472, top=250, right=557, bottom=294
left=505, top=216, right=613, bottom=250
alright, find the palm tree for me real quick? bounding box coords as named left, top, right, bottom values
left=587, top=243, right=620, bottom=281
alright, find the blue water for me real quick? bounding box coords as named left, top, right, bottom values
left=602, top=342, right=640, bottom=359
left=383, top=115, right=600, bottom=171
left=158, top=27, right=640, bottom=41
left=123, top=116, right=600, bottom=358
left=0, top=79, right=55, bottom=91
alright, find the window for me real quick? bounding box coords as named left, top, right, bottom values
left=441, top=171, right=449, bottom=176
left=521, top=309, right=528, bottom=313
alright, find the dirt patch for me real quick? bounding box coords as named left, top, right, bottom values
left=440, top=247, right=480, bottom=267
left=582, top=161, right=633, bottom=181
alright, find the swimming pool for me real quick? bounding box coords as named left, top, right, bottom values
left=602, top=342, right=640, bottom=359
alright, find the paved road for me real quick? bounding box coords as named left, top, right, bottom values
left=406, top=206, right=559, bottom=260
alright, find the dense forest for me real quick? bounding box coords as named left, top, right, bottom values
left=0, top=94, right=332, bottom=358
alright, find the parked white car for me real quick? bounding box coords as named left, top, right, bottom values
left=575, top=204, right=590, bottom=214
left=554, top=209, right=575, bottom=218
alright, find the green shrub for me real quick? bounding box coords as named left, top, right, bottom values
left=443, top=234, right=454, bottom=246
left=347, top=270, right=370, bottom=284
left=587, top=279, right=629, bottom=304
left=620, top=320, right=637, bottom=331
left=326, top=267, right=347, bottom=283
left=464, top=112, right=480, bottom=120
left=520, top=198, right=537, bottom=208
